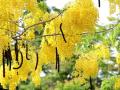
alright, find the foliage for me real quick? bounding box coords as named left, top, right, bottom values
left=0, top=0, right=120, bottom=90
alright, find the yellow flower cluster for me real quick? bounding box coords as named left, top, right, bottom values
left=0, top=0, right=99, bottom=89
left=114, top=77, right=120, bottom=90
left=0, top=0, right=46, bottom=89
left=116, top=53, right=120, bottom=64
left=23, top=9, right=44, bottom=29
left=63, top=0, right=98, bottom=34
left=0, top=64, right=20, bottom=90
left=0, top=0, right=44, bottom=39
left=94, top=44, right=110, bottom=59
left=0, top=34, right=10, bottom=50
left=0, top=34, right=10, bottom=65
left=40, top=0, right=98, bottom=63
left=0, top=46, right=42, bottom=90
left=74, top=43, right=110, bottom=79
left=109, top=0, right=120, bottom=14
left=75, top=53, right=98, bottom=78
left=39, top=41, right=56, bottom=64
left=22, top=29, right=35, bottom=40
left=31, top=70, right=41, bottom=87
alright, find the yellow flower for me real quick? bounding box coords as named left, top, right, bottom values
left=94, top=44, right=110, bottom=59
left=75, top=53, right=98, bottom=78
left=116, top=53, right=120, bottom=64
left=9, top=83, right=16, bottom=90
left=41, top=0, right=98, bottom=61
left=31, top=70, right=41, bottom=87
left=114, top=78, right=120, bottom=90
left=108, top=0, right=120, bottom=14
left=63, top=0, right=98, bottom=34
left=39, top=42, right=56, bottom=64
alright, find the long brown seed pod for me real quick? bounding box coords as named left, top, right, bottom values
left=55, top=47, right=60, bottom=72
left=13, top=50, right=23, bottom=69
left=8, top=46, right=12, bottom=70
left=26, top=43, right=30, bottom=60
left=89, top=76, right=95, bottom=90
left=57, top=52, right=60, bottom=72
left=35, top=52, right=39, bottom=70
left=4, top=46, right=12, bottom=70
left=98, top=0, right=100, bottom=7
left=15, top=40, right=19, bottom=62
left=55, top=47, right=58, bottom=69
left=2, top=50, right=5, bottom=77
left=60, top=23, right=67, bottom=43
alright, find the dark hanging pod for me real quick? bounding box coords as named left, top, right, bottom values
left=60, top=23, right=67, bottom=43
left=89, top=76, right=95, bottom=90
left=2, top=50, right=5, bottom=77
left=57, top=54, right=60, bottom=72
left=35, top=52, right=39, bottom=70
left=22, top=43, right=26, bottom=48
left=4, top=45, right=12, bottom=70
left=55, top=47, right=60, bottom=72
left=13, top=50, right=23, bottom=69
left=15, top=40, right=19, bottom=62
left=26, top=43, right=30, bottom=60
left=55, top=47, right=58, bottom=69
left=4, top=50, right=9, bottom=66
left=98, top=0, right=100, bottom=7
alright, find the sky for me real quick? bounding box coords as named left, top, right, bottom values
left=46, top=0, right=111, bottom=25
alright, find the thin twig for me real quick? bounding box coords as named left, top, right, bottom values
left=25, top=12, right=62, bottom=30
left=13, top=20, right=120, bottom=40
left=41, top=21, right=120, bottom=37
left=12, top=12, right=62, bottom=39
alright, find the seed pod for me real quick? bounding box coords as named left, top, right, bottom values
left=13, top=50, right=23, bottom=69
left=89, top=76, right=95, bottom=90
left=60, top=23, right=67, bottom=43
left=55, top=47, right=60, bottom=72
left=35, top=52, right=39, bottom=70
left=15, top=40, right=19, bottom=62
left=98, top=0, right=100, bottom=7
left=2, top=50, right=5, bottom=77
left=26, top=43, right=30, bottom=60
left=4, top=46, right=12, bottom=70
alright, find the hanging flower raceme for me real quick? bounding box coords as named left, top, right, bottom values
left=0, top=0, right=99, bottom=89
left=75, top=53, right=99, bottom=79
left=40, top=0, right=99, bottom=71
left=62, top=0, right=98, bottom=34
left=94, top=44, right=110, bottom=59
left=0, top=44, right=42, bottom=90
left=116, top=53, right=120, bottom=64
left=0, top=34, right=10, bottom=65
left=114, top=77, right=120, bottom=90
left=108, top=0, right=120, bottom=14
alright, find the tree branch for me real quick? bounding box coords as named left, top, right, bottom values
left=25, top=12, right=62, bottom=30
left=13, top=19, right=120, bottom=40
left=40, top=22, right=119, bottom=37
left=12, top=12, right=62, bottom=39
